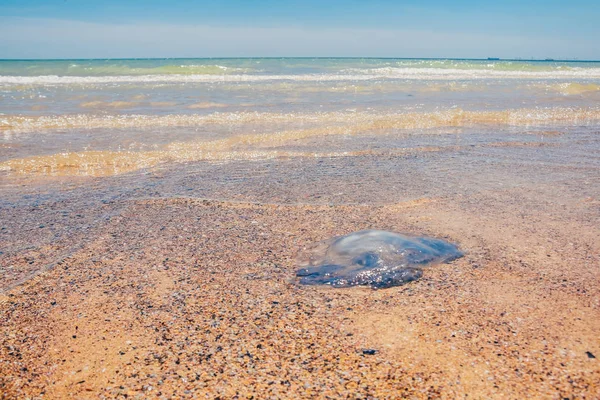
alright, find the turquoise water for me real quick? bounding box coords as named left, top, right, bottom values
left=2, top=58, right=600, bottom=117
left=1, top=58, right=600, bottom=77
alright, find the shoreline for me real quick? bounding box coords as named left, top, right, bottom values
left=1, top=57, right=599, bottom=398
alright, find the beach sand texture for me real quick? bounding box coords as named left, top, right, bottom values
left=2, top=148, right=599, bottom=399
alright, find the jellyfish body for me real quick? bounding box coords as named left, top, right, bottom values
left=297, top=230, right=462, bottom=289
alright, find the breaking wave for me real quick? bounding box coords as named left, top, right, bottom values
left=3, top=67, right=600, bottom=85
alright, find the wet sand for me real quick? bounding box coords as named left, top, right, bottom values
left=1, top=139, right=599, bottom=399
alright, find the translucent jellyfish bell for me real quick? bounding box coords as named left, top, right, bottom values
left=297, top=230, right=463, bottom=289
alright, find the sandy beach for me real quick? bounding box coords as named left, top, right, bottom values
left=2, top=138, right=599, bottom=398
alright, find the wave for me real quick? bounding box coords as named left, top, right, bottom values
left=371, top=59, right=591, bottom=72
left=3, top=68, right=600, bottom=85
left=67, top=64, right=254, bottom=76
left=0, top=63, right=255, bottom=77
left=2, top=106, right=600, bottom=177
left=2, top=107, right=600, bottom=134
left=543, top=82, right=600, bottom=95
left=0, top=141, right=559, bottom=178
left=337, top=67, right=600, bottom=79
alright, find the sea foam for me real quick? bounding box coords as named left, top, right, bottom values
left=3, top=67, right=600, bottom=85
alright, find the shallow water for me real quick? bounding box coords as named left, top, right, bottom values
left=1, top=58, right=600, bottom=291
left=2, top=58, right=600, bottom=180
left=296, top=230, right=463, bottom=288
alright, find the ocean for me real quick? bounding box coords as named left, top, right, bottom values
left=1, top=57, right=600, bottom=179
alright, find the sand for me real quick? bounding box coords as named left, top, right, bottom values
left=1, top=124, right=600, bottom=399
left=1, top=180, right=599, bottom=398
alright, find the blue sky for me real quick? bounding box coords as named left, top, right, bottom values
left=0, top=0, right=598, bottom=59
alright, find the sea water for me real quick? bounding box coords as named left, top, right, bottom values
left=2, top=58, right=600, bottom=178
left=2, top=58, right=600, bottom=291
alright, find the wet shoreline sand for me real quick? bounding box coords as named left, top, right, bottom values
left=1, top=147, right=599, bottom=398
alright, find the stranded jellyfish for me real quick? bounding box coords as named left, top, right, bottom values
left=296, top=230, right=463, bottom=289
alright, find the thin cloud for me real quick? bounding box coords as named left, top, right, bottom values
left=0, top=17, right=594, bottom=59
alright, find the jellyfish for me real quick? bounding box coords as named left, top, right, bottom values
left=296, top=230, right=463, bottom=289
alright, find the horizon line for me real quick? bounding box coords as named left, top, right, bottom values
left=1, top=57, right=599, bottom=63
